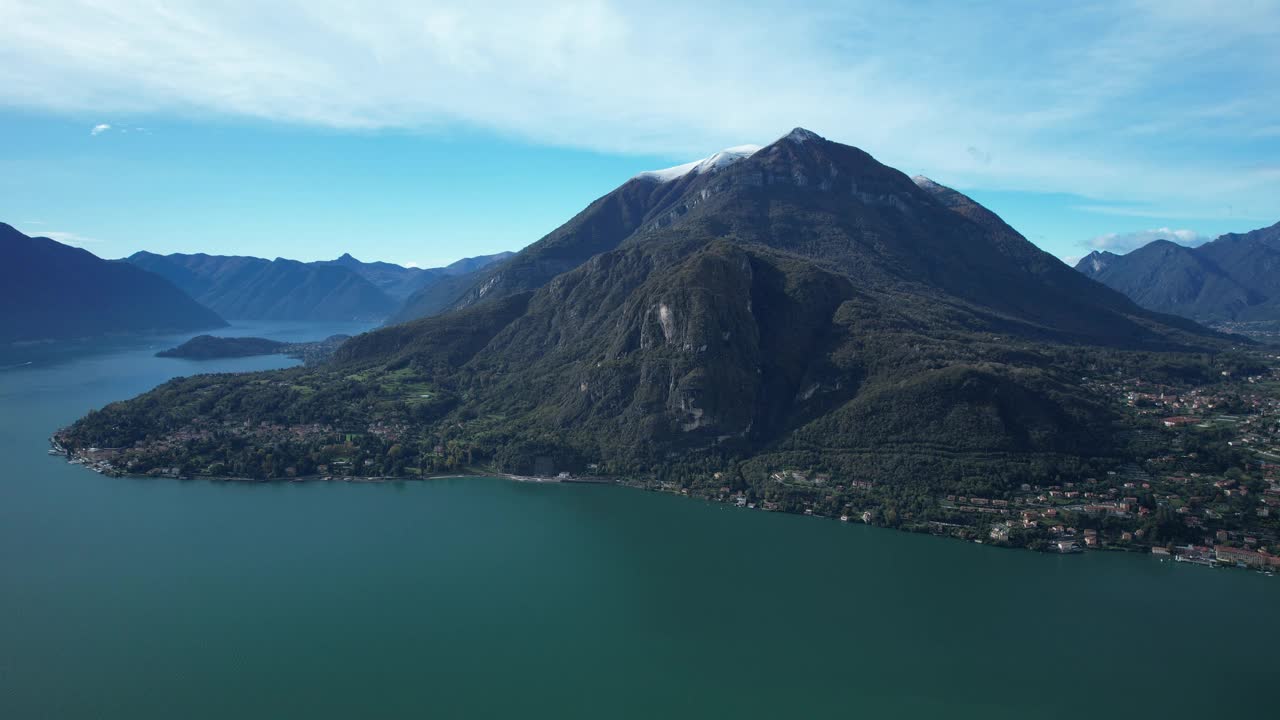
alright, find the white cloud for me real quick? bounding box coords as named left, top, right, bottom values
left=402, top=261, right=420, bottom=268
left=1087, top=227, right=1211, bottom=254
left=90, top=123, right=110, bottom=136
left=0, top=1, right=1276, bottom=217
left=1074, top=204, right=1269, bottom=222
left=41, top=230, right=103, bottom=247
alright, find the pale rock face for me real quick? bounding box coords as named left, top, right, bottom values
left=677, top=393, right=710, bottom=432
left=657, top=303, right=676, bottom=343
left=680, top=404, right=707, bottom=432
left=910, top=175, right=943, bottom=192
left=477, top=274, right=500, bottom=298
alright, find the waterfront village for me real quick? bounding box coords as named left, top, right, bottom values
left=632, top=349, right=1280, bottom=573
left=54, top=350, right=1280, bottom=573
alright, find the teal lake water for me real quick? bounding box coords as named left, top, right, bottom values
left=2, top=323, right=1276, bottom=718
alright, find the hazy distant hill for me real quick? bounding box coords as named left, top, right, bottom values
left=439, top=251, right=515, bottom=276
left=129, top=250, right=513, bottom=323
left=0, top=223, right=227, bottom=344
left=315, top=253, right=433, bottom=301
left=317, top=252, right=513, bottom=302
left=1076, top=221, right=1280, bottom=323
left=333, top=250, right=514, bottom=324
left=126, top=252, right=396, bottom=322
left=386, top=265, right=502, bottom=324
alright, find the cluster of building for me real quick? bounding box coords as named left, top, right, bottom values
left=1159, top=543, right=1280, bottom=570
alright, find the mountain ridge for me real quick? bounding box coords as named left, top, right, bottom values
left=397, top=128, right=1198, bottom=345
left=128, top=249, right=513, bottom=323
left=1, top=224, right=227, bottom=344
left=60, top=129, right=1231, bottom=501
left=1075, top=220, right=1280, bottom=324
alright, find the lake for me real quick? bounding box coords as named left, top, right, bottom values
left=1, top=322, right=1276, bottom=718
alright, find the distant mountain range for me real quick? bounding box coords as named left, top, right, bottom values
left=65, top=129, right=1225, bottom=497
left=1, top=223, right=227, bottom=344
left=127, top=249, right=512, bottom=323
left=319, top=251, right=515, bottom=303
left=1076, top=221, right=1280, bottom=324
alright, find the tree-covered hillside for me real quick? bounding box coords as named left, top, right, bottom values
left=1076, top=220, right=1280, bottom=324
left=60, top=130, right=1234, bottom=506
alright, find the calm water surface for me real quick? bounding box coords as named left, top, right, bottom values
left=1, top=323, right=1276, bottom=718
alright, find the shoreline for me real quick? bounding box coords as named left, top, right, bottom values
left=48, top=439, right=1276, bottom=575
left=51, top=441, right=611, bottom=487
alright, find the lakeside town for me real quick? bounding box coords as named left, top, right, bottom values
left=624, top=348, right=1280, bottom=573
left=51, top=347, right=1280, bottom=575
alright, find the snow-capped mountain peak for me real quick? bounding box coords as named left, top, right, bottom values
left=635, top=144, right=763, bottom=183
left=910, top=175, right=943, bottom=192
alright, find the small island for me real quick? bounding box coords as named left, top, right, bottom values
left=157, top=334, right=351, bottom=364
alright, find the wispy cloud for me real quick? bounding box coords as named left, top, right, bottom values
left=0, top=1, right=1276, bottom=218
left=1087, top=227, right=1211, bottom=254
left=90, top=123, right=111, bottom=136
left=40, top=230, right=103, bottom=247
left=1074, top=204, right=1269, bottom=222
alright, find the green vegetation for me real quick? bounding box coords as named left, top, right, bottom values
left=156, top=334, right=351, bottom=364
left=157, top=335, right=288, bottom=359
left=54, top=131, right=1279, bottom=559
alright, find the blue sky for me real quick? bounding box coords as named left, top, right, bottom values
left=1, top=0, right=1277, bottom=268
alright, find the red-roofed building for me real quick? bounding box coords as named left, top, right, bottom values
left=1215, top=545, right=1269, bottom=568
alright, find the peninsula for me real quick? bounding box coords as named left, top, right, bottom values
left=156, top=333, right=351, bottom=364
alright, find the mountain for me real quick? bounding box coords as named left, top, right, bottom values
left=317, top=253, right=431, bottom=301
left=1075, top=221, right=1280, bottom=324
left=386, top=271, right=489, bottom=324
left=0, top=223, right=226, bottom=344
left=62, top=129, right=1226, bottom=497
left=386, top=144, right=748, bottom=321
left=127, top=250, right=515, bottom=323
left=126, top=252, right=399, bottom=322
left=319, top=250, right=512, bottom=303
left=398, top=129, right=1191, bottom=342
left=439, top=251, right=516, bottom=276
left=1076, top=240, right=1261, bottom=322
left=382, top=251, right=516, bottom=324
left=1190, top=222, right=1280, bottom=317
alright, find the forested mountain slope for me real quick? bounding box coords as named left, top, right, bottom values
left=63, top=130, right=1230, bottom=500
left=1076, top=221, right=1280, bottom=323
